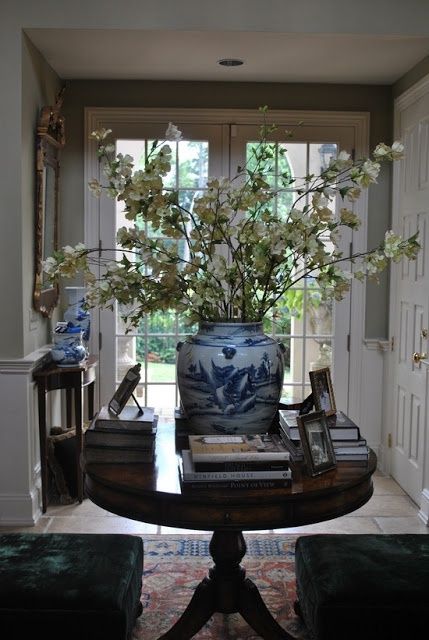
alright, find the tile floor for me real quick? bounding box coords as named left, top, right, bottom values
left=0, top=471, right=427, bottom=535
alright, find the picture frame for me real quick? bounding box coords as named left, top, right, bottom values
left=309, top=367, right=336, bottom=416
left=108, top=363, right=142, bottom=416
left=297, top=410, right=337, bottom=476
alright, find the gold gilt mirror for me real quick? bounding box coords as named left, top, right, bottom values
left=33, top=88, right=65, bottom=317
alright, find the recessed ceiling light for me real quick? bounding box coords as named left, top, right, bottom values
left=218, top=58, right=244, bottom=67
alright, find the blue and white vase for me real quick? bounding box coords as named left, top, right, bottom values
left=176, top=322, right=285, bottom=434
left=51, top=328, right=87, bottom=367
left=64, top=286, right=90, bottom=344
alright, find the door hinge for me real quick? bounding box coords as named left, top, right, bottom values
left=98, top=332, right=102, bottom=351
left=98, top=239, right=102, bottom=257
left=347, top=334, right=351, bottom=352
left=351, top=148, right=356, bottom=161
left=387, top=433, right=392, bottom=448
left=390, top=336, right=395, bottom=351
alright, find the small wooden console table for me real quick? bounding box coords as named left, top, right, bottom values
left=34, top=355, right=97, bottom=512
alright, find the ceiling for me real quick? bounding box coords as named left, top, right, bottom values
left=26, top=29, right=429, bottom=84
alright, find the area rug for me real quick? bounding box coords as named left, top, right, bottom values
left=132, top=534, right=308, bottom=639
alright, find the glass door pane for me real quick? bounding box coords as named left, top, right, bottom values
left=231, top=123, right=355, bottom=407
left=98, top=123, right=226, bottom=414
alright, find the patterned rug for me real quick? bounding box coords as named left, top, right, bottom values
left=132, top=534, right=308, bottom=639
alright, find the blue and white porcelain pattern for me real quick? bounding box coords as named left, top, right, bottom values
left=177, top=322, right=285, bottom=434
left=51, top=330, right=87, bottom=367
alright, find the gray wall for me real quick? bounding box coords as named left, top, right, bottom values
left=62, top=79, right=393, bottom=338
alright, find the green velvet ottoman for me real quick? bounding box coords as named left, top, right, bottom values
left=294, top=534, right=429, bottom=640
left=0, top=533, right=143, bottom=640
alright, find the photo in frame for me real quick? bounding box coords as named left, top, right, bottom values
left=297, top=410, right=337, bottom=476
left=108, top=363, right=142, bottom=416
left=309, top=367, right=336, bottom=416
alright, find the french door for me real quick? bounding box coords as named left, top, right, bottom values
left=85, top=109, right=366, bottom=416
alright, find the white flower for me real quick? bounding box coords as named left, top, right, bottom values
left=90, top=128, right=112, bottom=142
left=337, top=150, right=351, bottom=162
left=391, top=141, right=404, bottom=160
left=165, top=122, right=182, bottom=141
left=42, top=256, right=57, bottom=274
left=88, top=178, right=102, bottom=197
left=373, top=143, right=390, bottom=158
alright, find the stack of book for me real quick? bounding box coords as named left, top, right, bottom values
left=179, top=433, right=292, bottom=490
left=278, top=409, right=369, bottom=463
left=83, top=405, right=158, bottom=464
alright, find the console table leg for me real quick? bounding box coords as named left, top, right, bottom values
left=74, top=383, right=84, bottom=503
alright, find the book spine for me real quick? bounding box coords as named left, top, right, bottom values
left=191, top=452, right=290, bottom=463
left=279, top=425, right=361, bottom=441
left=83, top=452, right=154, bottom=464
left=328, top=428, right=360, bottom=440
left=94, top=421, right=155, bottom=431
left=181, top=478, right=292, bottom=490
left=85, top=443, right=155, bottom=452
left=183, top=468, right=292, bottom=481
left=193, top=460, right=290, bottom=472
left=85, top=434, right=155, bottom=448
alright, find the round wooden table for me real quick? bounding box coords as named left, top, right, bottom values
left=84, top=421, right=377, bottom=640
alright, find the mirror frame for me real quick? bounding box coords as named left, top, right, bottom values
left=33, top=89, right=65, bottom=317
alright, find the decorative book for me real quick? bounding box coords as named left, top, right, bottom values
left=82, top=445, right=154, bottom=464
left=279, top=409, right=360, bottom=441
left=85, top=428, right=156, bottom=449
left=181, top=450, right=292, bottom=482
left=94, top=405, right=156, bottom=431
left=193, top=459, right=290, bottom=473
left=188, top=434, right=290, bottom=463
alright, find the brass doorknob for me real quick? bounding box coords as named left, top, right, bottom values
left=412, top=351, right=428, bottom=364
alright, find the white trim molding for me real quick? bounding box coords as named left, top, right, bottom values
left=418, top=488, right=429, bottom=526
left=0, top=347, right=50, bottom=525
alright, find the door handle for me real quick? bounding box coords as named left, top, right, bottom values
left=412, top=351, right=428, bottom=364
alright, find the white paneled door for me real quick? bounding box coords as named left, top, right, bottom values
left=391, top=87, right=429, bottom=504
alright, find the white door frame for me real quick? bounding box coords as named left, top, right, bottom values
left=84, top=107, right=370, bottom=419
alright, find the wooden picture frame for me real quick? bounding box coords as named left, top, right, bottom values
left=309, top=367, right=336, bottom=416
left=108, top=364, right=141, bottom=416
left=297, top=410, right=337, bottom=476
left=33, top=88, right=65, bottom=318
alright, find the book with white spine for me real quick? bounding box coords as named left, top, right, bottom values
left=181, top=450, right=291, bottom=482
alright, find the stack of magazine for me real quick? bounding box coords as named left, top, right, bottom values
left=278, top=409, right=369, bottom=463
left=83, top=405, right=158, bottom=464
left=179, top=433, right=292, bottom=490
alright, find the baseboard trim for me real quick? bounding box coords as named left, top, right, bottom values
left=418, top=488, right=429, bottom=526
left=0, top=489, right=41, bottom=526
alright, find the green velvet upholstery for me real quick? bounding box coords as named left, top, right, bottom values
left=295, top=534, right=429, bottom=640
left=0, top=533, right=143, bottom=640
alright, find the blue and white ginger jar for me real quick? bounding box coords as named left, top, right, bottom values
left=177, top=322, right=285, bottom=434
left=51, top=328, right=87, bottom=367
